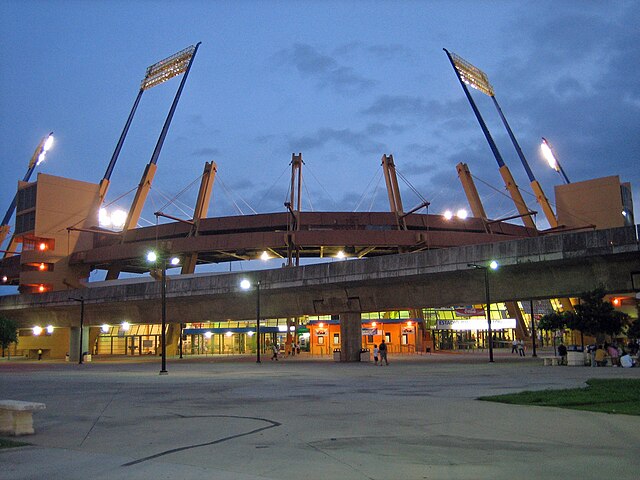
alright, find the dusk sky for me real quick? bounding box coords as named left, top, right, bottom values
left=1, top=1, right=638, bottom=252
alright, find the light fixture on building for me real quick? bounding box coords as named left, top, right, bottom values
left=121, top=321, right=130, bottom=331
left=33, top=326, right=43, bottom=336
left=46, top=325, right=54, bottom=334
left=101, top=324, right=110, bottom=333
left=204, top=331, right=213, bottom=339
left=99, top=208, right=128, bottom=230
left=260, top=251, right=270, bottom=261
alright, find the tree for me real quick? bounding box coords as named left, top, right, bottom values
left=570, top=288, right=629, bottom=344
left=627, top=318, right=640, bottom=340
left=0, top=316, right=18, bottom=359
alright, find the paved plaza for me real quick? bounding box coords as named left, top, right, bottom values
left=1, top=350, right=639, bottom=479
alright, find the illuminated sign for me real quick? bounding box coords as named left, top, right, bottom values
left=436, top=318, right=516, bottom=331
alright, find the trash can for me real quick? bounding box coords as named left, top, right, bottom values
left=567, top=351, right=585, bottom=366
left=83, top=352, right=92, bottom=362
left=333, top=349, right=341, bottom=362
left=360, top=349, right=370, bottom=362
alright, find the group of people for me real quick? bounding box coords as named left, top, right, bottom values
left=270, top=342, right=301, bottom=361
left=511, top=339, right=527, bottom=357
left=588, top=342, right=637, bottom=367
left=373, top=339, right=389, bottom=365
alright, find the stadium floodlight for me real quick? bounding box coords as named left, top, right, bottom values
left=29, top=132, right=54, bottom=168
left=140, top=45, right=197, bottom=91
left=541, top=137, right=570, bottom=184
left=449, top=52, right=494, bottom=97
left=540, top=138, right=559, bottom=171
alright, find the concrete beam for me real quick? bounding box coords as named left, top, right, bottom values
left=1, top=226, right=638, bottom=328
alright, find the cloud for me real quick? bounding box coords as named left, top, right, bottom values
left=274, top=43, right=375, bottom=94
left=288, top=127, right=386, bottom=154
left=191, top=147, right=220, bottom=158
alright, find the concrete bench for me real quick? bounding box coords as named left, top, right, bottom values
left=541, top=356, right=561, bottom=366
left=0, top=400, right=46, bottom=436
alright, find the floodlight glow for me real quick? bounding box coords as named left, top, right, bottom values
left=489, top=260, right=499, bottom=270
left=141, top=45, right=197, bottom=91
left=336, top=250, right=345, bottom=259
left=204, top=331, right=213, bottom=339
left=101, top=324, right=110, bottom=333
left=450, top=52, right=495, bottom=97
left=260, top=251, right=270, bottom=261
left=46, top=325, right=54, bottom=334
left=170, top=257, right=180, bottom=266
left=43, top=134, right=54, bottom=152
left=247, top=331, right=255, bottom=337
left=540, top=138, right=559, bottom=171
left=99, top=208, right=128, bottom=230
left=2, top=276, right=7, bottom=283
left=456, top=209, right=468, bottom=219
left=240, top=279, right=251, bottom=290
left=121, top=321, right=130, bottom=331
left=443, top=210, right=453, bottom=220
left=110, top=209, right=127, bottom=229
left=146, top=251, right=157, bottom=262
left=33, top=326, right=43, bottom=336
left=318, top=323, right=324, bottom=328
left=225, top=331, right=233, bottom=337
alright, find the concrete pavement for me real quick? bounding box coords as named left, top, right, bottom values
left=1, top=350, right=639, bottom=479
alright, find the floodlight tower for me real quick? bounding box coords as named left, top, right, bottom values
left=1, top=133, right=54, bottom=250
left=443, top=49, right=538, bottom=230
left=444, top=49, right=562, bottom=229
left=99, top=43, right=201, bottom=207
left=105, top=43, right=201, bottom=280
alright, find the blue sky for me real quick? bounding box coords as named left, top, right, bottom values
left=1, top=0, right=638, bottom=241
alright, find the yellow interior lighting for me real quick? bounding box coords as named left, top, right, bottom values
left=451, top=52, right=495, bottom=97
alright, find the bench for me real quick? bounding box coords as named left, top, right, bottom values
left=0, top=400, right=46, bottom=436
left=541, top=356, right=561, bottom=366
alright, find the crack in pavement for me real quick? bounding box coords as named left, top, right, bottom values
left=122, top=414, right=281, bottom=467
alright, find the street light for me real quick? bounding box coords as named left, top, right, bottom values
left=69, top=296, right=85, bottom=365
left=468, top=261, right=499, bottom=362
left=147, top=250, right=180, bottom=375
left=240, top=278, right=261, bottom=363
left=540, top=137, right=570, bottom=184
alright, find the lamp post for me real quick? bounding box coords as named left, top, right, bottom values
left=147, top=250, right=180, bottom=375
left=530, top=300, right=537, bottom=357
left=468, top=261, right=498, bottom=362
left=241, top=278, right=261, bottom=363
left=69, top=296, right=84, bottom=365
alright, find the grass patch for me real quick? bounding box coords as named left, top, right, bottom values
left=0, top=437, right=30, bottom=449
left=479, top=379, right=640, bottom=415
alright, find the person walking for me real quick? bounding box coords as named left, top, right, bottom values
left=557, top=343, right=568, bottom=365
left=511, top=339, right=518, bottom=354
left=373, top=344, right=379, bottom=365
left=379, top=339, right=389, bottom=365
left=517, top=340, right=526, bottom=357
left=271, top=343, right=279, bottom=361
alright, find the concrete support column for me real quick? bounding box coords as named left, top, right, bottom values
left=68, top=327, right=89, bottom=362
left=339, top=312, right=362, bottom=362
